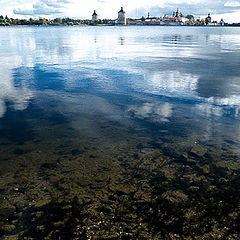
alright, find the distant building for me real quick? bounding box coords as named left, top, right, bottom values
left=144, top=12, right=161, bottom=25
left=220, top=18, right=225, bottom=26
left=173, top=8, right=182, bottom=18
left=92, top=10, right=98, bottom=21
left=205, top=13, right=212, bottom=25
left=162, top=9, right=183, bottom=25
left=145, top=17, right=162, bottom=25
left=194, top=18, right=202, bottom=26
left=118, top=7, right=126, bottom=25
left=127, top=18, right=144, bottom=25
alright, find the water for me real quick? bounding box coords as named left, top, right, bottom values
left=1, top=26, right=240, bottom=239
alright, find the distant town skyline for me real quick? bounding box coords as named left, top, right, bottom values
left=1, top=0, right=240, bottom=23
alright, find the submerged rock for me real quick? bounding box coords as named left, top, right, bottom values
left=40, top=163, right=57, bottom=170
left=71, top=149, right=84, bottom=156
left=190, top=145, right=207, bottom=158
left=1, top=224, right=16, bottom=234
left=161, top=190, right=189, bottom=204
left=13, top=148, right=25, bottom=155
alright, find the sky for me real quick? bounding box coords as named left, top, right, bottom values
left=0, top=0, right=240, bottom=23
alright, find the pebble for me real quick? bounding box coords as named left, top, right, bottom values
left=2, top=224, right=16, bottom=233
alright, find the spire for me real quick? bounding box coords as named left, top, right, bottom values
left=119, top=7, right=125, bottom=13
left=92, top=10, right=98, bottom=21
left=175, top=8, right=179, bottom=17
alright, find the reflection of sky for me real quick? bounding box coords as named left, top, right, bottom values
left=127, top=102, right=173, bottom=122
left=0, top=57, right=34, bottom=118
left=1, top=26, right=240, bottom=122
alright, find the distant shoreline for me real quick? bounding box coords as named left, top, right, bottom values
left=1, top=24, right=240, bottom=27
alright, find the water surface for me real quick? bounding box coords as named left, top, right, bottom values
left=1, top=26, right=240, bottom=239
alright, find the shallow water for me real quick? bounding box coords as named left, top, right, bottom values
left=1, top=26, right=240, bottom=239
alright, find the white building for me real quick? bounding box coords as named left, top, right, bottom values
left=92, top=10, right=98, bottom=21
left=220, top=18, right=225, bottom=26
left=162, top=9, right=183, bottom=25
left=118, top=7, right=126, bottom=25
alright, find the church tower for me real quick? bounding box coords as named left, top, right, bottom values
left=118, top=7, right=126, bottom=25
left=92, top=10, right=98, bottom=21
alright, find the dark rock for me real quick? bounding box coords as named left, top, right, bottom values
left=0, top=207, right=16, bottom=219
left=115, top=190, right=127, bottom=196
left=96, top=206, right=112, bottom=214
left=71, top=149, right=84, bottom=156
left=162, top=146, right=180, bottom=158
left=148, top=141, right=162, bottom=149
left=40, top=163, right=57, bottom=170
left=132, top=154, right=139, bottom=160
left=174, top=154, right=196, bottom=166
left=109, top=195, right=117, bottom=201
left=1, top=224, right=16, bottom=234
left=118, top=157, right=123, bottom=162
left=136, top=143, right=143, bottom=150
left=13, top=148, right=24, bottom=155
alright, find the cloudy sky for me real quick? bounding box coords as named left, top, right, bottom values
left=1, top=0, right=240, bottom=22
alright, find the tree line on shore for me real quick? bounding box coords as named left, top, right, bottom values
left=0, top=15, right=115, bottom=26
left=1, top=14, right=240, bottom=27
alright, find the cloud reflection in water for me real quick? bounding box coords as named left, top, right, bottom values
left=1, top=26, right=240, bottom=123
left=128, top=102, right=173, bottom=122
left=0, top=59, right=34, bottom=118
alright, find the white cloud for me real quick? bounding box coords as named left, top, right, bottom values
left=224, top=0, right=240, bottom=7
left=212, top=11, right=240, bottom=22
left=0, top=0, right=237, bottom=22
left=14, top=0, right=69, bottom=16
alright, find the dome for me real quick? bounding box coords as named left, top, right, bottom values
left=118, top=7, right=125, bottom=14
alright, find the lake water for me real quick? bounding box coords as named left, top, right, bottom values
left=1, top=26, right=240, bottom=239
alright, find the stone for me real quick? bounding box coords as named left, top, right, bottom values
left=2, top=224, right=16, bottom=233
left=188, top=186, right=200, bottom=192
left=161, top=190, right=188, bottom=203
left=201, top=164, right=210, bottom=174
left=228, top=212, right=238, bottom=220
left=13, top=148, right=24, bottom=155
left=190, top=145, right=207, bottom=158
left=71, top=149, right=84, bottom=156
left=36, top=225, right=45, bottom=231
left=40, top=163, right=57, bottom=170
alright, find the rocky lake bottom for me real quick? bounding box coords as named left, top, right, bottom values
left=1, top=25, right=240, bottom=240
left=1, top=103, right=240, bottom=240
